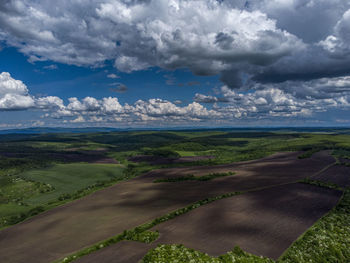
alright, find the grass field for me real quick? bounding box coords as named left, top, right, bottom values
left=21, top=163, right=124, bottom=204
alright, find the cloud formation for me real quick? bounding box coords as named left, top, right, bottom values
left=2, top=0, right=350, bottom=90
left=1, top=72, right=350, bottom=126
left=0, top=0, right=308, bottom=87
left=0, top=72, right=35, bottom=110
left=1, top=1, right=350, bottom=126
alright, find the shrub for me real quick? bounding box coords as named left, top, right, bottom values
left=143, top=148, right=180, bottom=158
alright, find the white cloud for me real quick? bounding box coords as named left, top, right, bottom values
left=36, top=96, right=64, bottom=109
left=319, top=9, right=350, bottom=57
left=0, top=93, right=35, bottom=110
left=70, top=116, right=85, bottom=123
left=101, top=97, right=123, bottom=113
left=0, top=72, right=35, bottom=110
left=107, top=73, right=119, bottom=79
left=43, top=64, right=57, bottom=70
left=0, top=72, right=29, bottom=96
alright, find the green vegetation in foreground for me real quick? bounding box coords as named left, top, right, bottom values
left=0, top=163, right=125, bottom=228
left=300, top=178, right=343, bottom=191
left=123, top=229, right=159, bottom=244
left=153, top=172, right=235, bottom=183
left=141, top=245, right=273, bottom=263
left=54, top=191, right=242, bottom=263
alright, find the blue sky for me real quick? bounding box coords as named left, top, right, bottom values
left=0, top=47, right=219, bottom=102
left=0, top=1, right=350, bottom=128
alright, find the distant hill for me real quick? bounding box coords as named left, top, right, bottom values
left=0, top=126, right=349, bottom=135
left=0, top=127, right=119, bottom=134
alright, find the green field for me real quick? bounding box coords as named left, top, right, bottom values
left=21, top=163, right=124, bottom=204
left=0, top=163, right=124, bottom=228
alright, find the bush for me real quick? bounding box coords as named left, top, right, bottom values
left=143, top=148, right=180, bottom=158
left=141, top=244, right=273, bottom=263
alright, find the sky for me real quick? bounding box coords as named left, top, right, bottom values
left=0, top=0, right=350, bottom=129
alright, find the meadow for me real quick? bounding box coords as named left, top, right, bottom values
left=0, top=163, right=124, bottom=227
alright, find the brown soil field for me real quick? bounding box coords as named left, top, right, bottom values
left=75, top=241, right=153, bottom=263
left=75, top=241, right=154, bottom=263
left=128, top=155, right=213, bottom=165
left=76, top=183, right=342, bottom=263
left=50, top=150, right=118, bottom=164
left=0, top=151, right=335, bottom=263
left=92, top=157, right=120, bottom=164
left=312, top=164, right=350, bottom=187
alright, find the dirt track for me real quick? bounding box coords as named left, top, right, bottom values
left=0, top=151, right=336, bottom=263
left=76, top=183, right=341, bottom=262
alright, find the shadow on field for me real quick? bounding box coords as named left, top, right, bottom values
left=0, top=151, right=337, bottom=263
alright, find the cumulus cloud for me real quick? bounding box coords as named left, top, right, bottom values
left=0, top=72, right=35, bottom=110
left=319, top=9, right=350, bottom=57
left=0, top=72, right=29, bottom=96
left=0, top=72, right=62, bottom=111
left=107, top=73, right=119, bottom=79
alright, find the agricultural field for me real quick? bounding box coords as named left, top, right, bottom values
left=0, top=128, right=349, bottom=263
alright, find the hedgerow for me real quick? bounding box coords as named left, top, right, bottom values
left=300, top=178, right=343, bottom=191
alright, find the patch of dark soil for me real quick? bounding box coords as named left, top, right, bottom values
left=128, top=155, right=214, bottom=165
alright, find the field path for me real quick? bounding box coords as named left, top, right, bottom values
left=0, top=151, right=335, bottom=263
